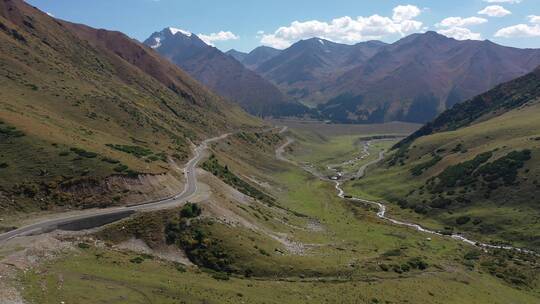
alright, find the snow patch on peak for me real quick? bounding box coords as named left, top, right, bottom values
left=168, top=27, right=192, bottom=37
left=150, top=37, right=161, bottom=49
left=318, top=39, right=325, bottom=45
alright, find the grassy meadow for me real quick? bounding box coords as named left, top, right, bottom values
left=19, top=125, right=539, bottom=303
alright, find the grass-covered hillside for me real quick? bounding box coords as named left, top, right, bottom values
left=19, top=127, right=540, bottom=303
left=346, top=66, right=540, bottom=250
left=0, top=0, right=259, bottom=214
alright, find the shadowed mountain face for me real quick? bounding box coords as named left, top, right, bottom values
left=144, top=28, right=307, bottom=117
left=252, top=32, right=540, bottom=124
left=0, top=0, right=259, bottom=211
left=226, top=49, right=247, bottom=62
left=397, top=65, right=540, bottom=148
left=239, top=46, right=282, bottom=70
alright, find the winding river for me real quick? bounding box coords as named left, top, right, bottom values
left=276, top=131, right=538, bottom=256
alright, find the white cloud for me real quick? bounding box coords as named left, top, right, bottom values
left=169, top=27, right=192, bottom=37
left=483, top=0, right=521, bottom=3
left=495, top=24, right=540, bottom=37
left=260, top=5, right=423, bottom=49
left=436, top=16, right=487, bottom=27
left=494, top=14, right=540, bottom=38
left=392, top=4, right=421, bottom=22
left=529, top=15, right=540, bottom=24
left=438, top=27, right=483, bottom=40
left=478, top=5, right=511, bottom=17
left=198, top=31, right=239, bottom=46
left=435, top=16, right=486, bottom=41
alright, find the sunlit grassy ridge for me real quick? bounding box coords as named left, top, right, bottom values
left=0, top=0, right=259, bottom=214
left=21, top=246, right=540, bottom=304
left=346, top=68, right=540, bottom=250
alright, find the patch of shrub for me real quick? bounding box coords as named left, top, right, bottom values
left=0, top=125, right=25, bottom=138
left=392, top=264, right=403, bottom=273
left=407, top=257, right=428, bottom=270
left=258, top=248, right=270, bottom=256
left=113, top=164, right=128, bottom=172
left=130, top=256, right=145, bottom=264
left=77, top=242, right=90, bottom=249
left=212, top=272, right=230, bottom=281
left=410, top=155, right=442, bottom=176
left=400, top=263, right=411, bottom=272
left=388, top=145, right=409, bottom=167
left=413, top=204, right=429, bottom=214
left=180, top=202, right=202, bottom=218
left=169, top=220, right=232, bottom=273
left=476, top=150, right=531, bottom=185
left=70, top=147, right=97, bottom=158
left=106, top=144, right=153, bottom=158
left=174, top=262, right=186, bottom=272
left=451, top=143, right=465, bottom=153
left=429, top=197, right=452, bottom=209
left=11, top=29, right=26, bottom=42
left=382, top=249, right=402, bottom=257
left=464, top=250, right=481, bottom=260
left=396, top=199, right=409, bottom=209
left=455, top=216, right=471, bottom=225
left=0, top=162, right=8, bottom=169
left=430, top=151, right=492, bottom=191
left=202, top=155, right=275, bottom=205
left=101, top=157, right=120, bottom=164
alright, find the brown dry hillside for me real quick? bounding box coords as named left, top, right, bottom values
left=0, top=0, right=259, bottom=214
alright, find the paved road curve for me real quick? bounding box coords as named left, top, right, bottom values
left=0, top=133, right=230, bottom=244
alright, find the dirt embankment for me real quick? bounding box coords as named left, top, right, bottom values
left=61, top=172, right=185, bottom=207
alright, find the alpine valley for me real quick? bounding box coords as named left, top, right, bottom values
left=1, top=1, right=539, bottom=303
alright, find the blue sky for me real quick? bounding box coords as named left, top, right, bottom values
left=28, top=0, right=540, bottom=52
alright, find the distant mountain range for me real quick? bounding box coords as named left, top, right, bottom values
left=145, top=29, right=540, bottom=124
left=144, top=28, right=307, bottom=117
left=252, top=32, right=540, bottom=123
left=318, top=32, right=540, bottom=123
left=227, top=46, right=282, bottom=70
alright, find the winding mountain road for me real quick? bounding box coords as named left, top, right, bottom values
left=0, top=133, right=230, bottom=244
left=276, top=131, right=538, bottom=256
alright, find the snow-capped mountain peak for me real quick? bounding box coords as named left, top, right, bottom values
left=168, top=27, right=192, bottom=37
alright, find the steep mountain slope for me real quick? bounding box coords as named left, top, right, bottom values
left=0, top=0, right=258, bottom=214
left=346, top=66, right=540, bottom=249
left=318, top=32, right=540, bottom=123
left=144, top=28, right=307, bottom=116
left=256, top=38, right=385, bottom=104
left=257, top=38, right=356, bottom=83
